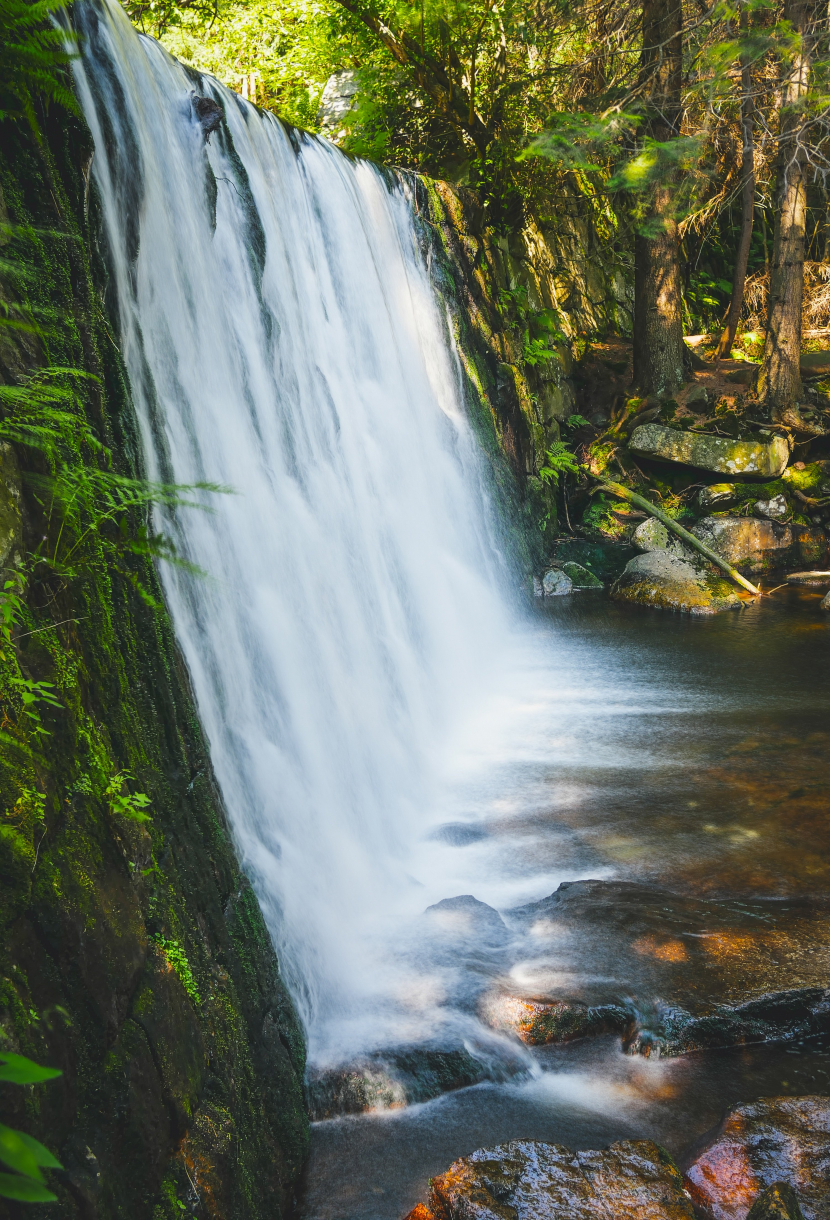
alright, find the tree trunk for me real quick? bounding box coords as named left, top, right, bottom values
left=757, top=0, right=811, bottom=420
left=632, top=0, right=685, bottom=398
left=716, top=5, right=755, bottom=359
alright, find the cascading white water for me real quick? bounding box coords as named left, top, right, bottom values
left=72, top=0, right=524, bottom=1064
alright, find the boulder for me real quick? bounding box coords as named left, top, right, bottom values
left=691, top=517, right=827, bottom=574
left=799, top=351, right=830, bottom=378
left=754, top=494, right=788, bottom=521
left=542, top=567, right=573, bottom=596
left=560, top=560, right=602, bottom=588
left=413, top=1139, right=696, bottom=1220
left=631, top=517, right=703, bottom=566
left=822, top=590, right=830, bottom=610
left=699, top=483, right=739, bottom=510
left=611, top=550, right=741, bottom=615
left=685, top=1097, right=830, bottom=1220
left=629, top=424, right=789, bottom=479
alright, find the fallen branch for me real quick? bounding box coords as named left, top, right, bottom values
left=594, top=481, right=761, bottom=596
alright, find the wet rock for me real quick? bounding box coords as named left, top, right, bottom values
left=533, top=574, right=544, bottom=597
left=561, top=560, right=602, bottom=588
left=746, top=1183, right=805, bottom=1220
left=691, top=517, right=828, bottom=574
left=486, top=881, right=830, bottom=1058
left=786, top=571, right=830, bottom=585
left=611, top=550, right=741, bottom=615
left=754, top=494, right=788, bottom=521
left=699, top=483, right=740, bottom=511
left=822, top=590, right=830, bottom=610
left=685, top=1097, right=830, bottom=1220
left=417, top=1138, right=696, bottom=1219
left=425, top=894, right=511, bottom=946
left=542, top=567, right=573, bottom=596
left=629, top=424, right=789, bottom=479
left=479, top=993, right=631, bottom=1046
left=191, top=93, right=223, bottom=139
left=306, top=1046, right=489, bottom=1120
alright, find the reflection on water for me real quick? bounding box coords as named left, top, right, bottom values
left=302, top=585, right=830, bottom=1218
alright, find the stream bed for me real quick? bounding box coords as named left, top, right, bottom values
left=299, top=583, right=830, bottom=1219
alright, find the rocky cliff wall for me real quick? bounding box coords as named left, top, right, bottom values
left=415, top=177, right=625, bottom=562
left=0, top=105, right=307, bottom=1220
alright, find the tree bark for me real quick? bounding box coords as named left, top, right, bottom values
left=757, top=0, right=811, bottom=419
left=632, top=0, right=685, bottom=398
left=716, top=5, right=756, bottom=359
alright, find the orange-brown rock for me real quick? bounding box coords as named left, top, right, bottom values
left=403, top=1205, right=437, bottom=1220
left=417, top=1138, right=695, bottom=1218
left=684, top=1097, right=829, bottom=1220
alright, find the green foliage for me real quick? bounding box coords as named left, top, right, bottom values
left=0, top=0, right=78, bottom=138
left=538, top=440, right=579, bottom=486
left=0, top=1053, right=62, bottom=1203
left=151, top=935, right=201, bottom=1005
left=105, top=770, right=152, bottom=823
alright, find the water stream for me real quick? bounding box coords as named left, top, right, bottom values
left=72, top=9, right=830, bottom=1217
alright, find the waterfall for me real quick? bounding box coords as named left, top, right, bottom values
left=72, top=0, right=520, bottom=1064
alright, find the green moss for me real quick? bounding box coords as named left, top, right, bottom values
left=0, top=96, right=307, bottom=1220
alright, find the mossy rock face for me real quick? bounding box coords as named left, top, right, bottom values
left=612, top=550, right=741, bottom=615
left=0, top=99, right=307, bottom=1220
left=560, top=561, right=602, bottom=587
left=692, top=516, right=828, bottom=574
left=630, top=423, right=789, bottom=479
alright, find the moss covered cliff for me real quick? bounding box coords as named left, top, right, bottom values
left=0, top=100, right=307, bottom=1220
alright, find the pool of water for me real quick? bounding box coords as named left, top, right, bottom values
left=298, top=582, right=830, bottom=1219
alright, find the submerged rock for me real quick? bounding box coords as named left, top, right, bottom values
left=691, top=517, right=828, bottom=574
left=542, top=567, right=573, bottom=596
left=685, top=1097, right=830, bottom=1220
left=629, top=424, right=789, bottom=479
left=405, top=1138, right=696, bottom=1219
left=612, top=550, right=741, bottom=615
left=561, top=560, right=602, bottom=587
